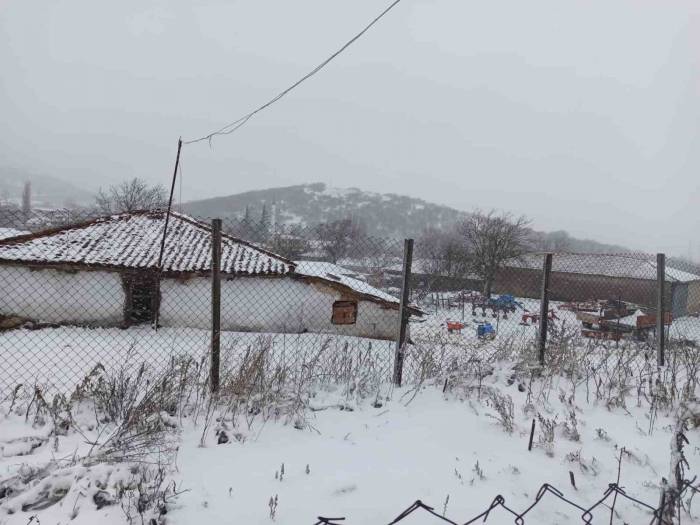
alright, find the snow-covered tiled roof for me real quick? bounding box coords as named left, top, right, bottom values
left=293, top=260, right=423, bottom=314
left=294, top=260, right=400, bottom=304
left=0, top=211, right=294, bottom=276
left=506, top=253, right=700, bottom=283
left=0, top=228, right=28, bottom=241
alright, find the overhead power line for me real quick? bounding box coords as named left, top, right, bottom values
left=184, top=0, right=404, bottom=146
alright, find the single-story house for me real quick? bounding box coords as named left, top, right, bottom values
left=495, top=253, right=700, bottom=318
left=0, top=211, right=417, bottom=340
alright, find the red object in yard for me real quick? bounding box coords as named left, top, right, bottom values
left=520, top=309, right=559, bottom=325
left=446, top=321, right=465, bottom=333
left=521, top=313, right=538, bottom=325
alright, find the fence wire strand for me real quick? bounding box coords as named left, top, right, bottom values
left=1, top=208, right=699, bottom=396
left=374, top=479, right=699, bottom=525
left=2, top=207, right=700, bottom=522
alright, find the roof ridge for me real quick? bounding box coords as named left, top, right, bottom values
left=0, top=212, right=131, bottom=246
left=0, top=210, right=296, bottom=275
left=640, top=256, right=675, bottom=282
left=522, top=251, right=653, bottom=259
left=168, top=212, right=296, bottom=269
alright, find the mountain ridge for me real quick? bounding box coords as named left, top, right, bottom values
left=182, top=182, right=630, bottom=253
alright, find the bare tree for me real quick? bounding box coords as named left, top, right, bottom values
left=267, top=227, right=309, bottom=260
left=460, top=210, right=530, bottom=297
left=412, top=226, right=471, bottom=300
left=529, top=229, right=571, bottom=252
left=346, top=235, right=401, bottom=289
left=547, top=231, right=571, bottom=252
left=0, top=185, right=10, bottom=207
left=417, top=226, right=470, bottom=277
left=96, top=178, right=166, bottom=214
left=315, top=218, right=366, bottom=263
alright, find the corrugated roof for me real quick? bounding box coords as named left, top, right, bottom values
left=0, top=211, right=294, bottom=276
left=506, top=253, right=700, bottom=283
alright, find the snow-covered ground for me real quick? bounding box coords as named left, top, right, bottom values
left=171, top=384, right=697, bottom=525
left=0, top=408, right=138, bottom=525
left=0, top=327, right=397, bottom=396
left=2, top=360, right=699, bottom=524
left=413, top=294, right=700, bottom=347
left=412, top=296, right=555, bottom=346
left=3, top=294, right=700, bottom=524
left=3, top=294, right=700, bottom=396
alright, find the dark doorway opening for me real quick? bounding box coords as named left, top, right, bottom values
left=123, top=272, right=159, bottom=325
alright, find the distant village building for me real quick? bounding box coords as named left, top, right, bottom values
left=381, top=258, right=482, bottom=294
left=497, top=253, right=700, bottom=317
left=0, top=211, right=416, bottom=339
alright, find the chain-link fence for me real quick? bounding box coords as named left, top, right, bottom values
left=0, top=209, right=407, bottom=395
left=331, top=478, right=699, bottom=525
left=1, top=206, right=700, bottom=397
left=406, top=245, right=700, bottom=396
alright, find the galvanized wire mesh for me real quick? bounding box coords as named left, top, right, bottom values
left=394, top=246, right=700, bottom=383
left=1, top=206, right=700, bottom=397
left=0, top=210, right=404, bottom=395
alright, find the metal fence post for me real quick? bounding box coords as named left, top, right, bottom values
left=211, top=218, right=222, bottom=393
left=393, top=238, right=413, bottom=387
left=537, top=253, right=553, bottom=366
left=657, top=253, right=666, bottom=367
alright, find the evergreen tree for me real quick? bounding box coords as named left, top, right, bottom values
left=21, top=181, right=31, bottom=222
left=242, top=204, right=251, bottom=225
left=239, top=204, right=252, bottom=237
left=259, top=202, right=271, bottom=239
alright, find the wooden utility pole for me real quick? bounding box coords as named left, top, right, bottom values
left=152, top=138, right=183, bottom=330
left=657, top=253, right=666, bottom=367
left=537, top=253, right=553, bottom=366
left=393, top=239, right=414, bottom=387
left=211, top=218, right=222, bottom=393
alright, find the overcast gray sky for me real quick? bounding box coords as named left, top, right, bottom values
left=1, top=0, right=699, bottom=256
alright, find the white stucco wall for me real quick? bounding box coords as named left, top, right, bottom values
left=0, top=265, right=125, bottom=325
left=159, top=276, right=398, bottom=339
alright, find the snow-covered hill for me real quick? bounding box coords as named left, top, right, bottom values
left=182, top=183, right=630, bottom=252
left=182, top=182, right=464, bottom=238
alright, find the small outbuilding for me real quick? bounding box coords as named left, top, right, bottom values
left=0, top=211, right=415, bottom=339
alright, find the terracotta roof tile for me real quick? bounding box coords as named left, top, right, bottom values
left=0, top=211, right=294, bottom=276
